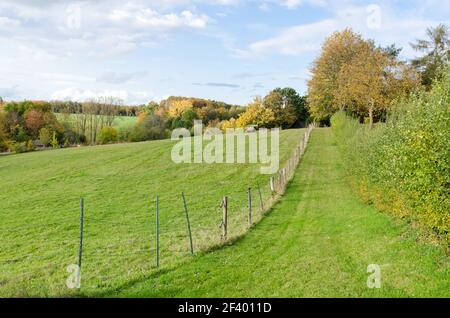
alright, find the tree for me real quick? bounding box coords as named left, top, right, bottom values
left=335, top=41, right=419, bottom=127
left=411, top=24, right=450, bottom=88
left=39, top=128, right=51, bottom=146
left=24, top=109, right=45, bottom=138
left=51, top=131, right=59, bottom=149
left=168, top=100, right=193, bottom=118
left=307, top=29, right=367, bottom=122
left=0, top=111, right=8, bottom=151
left=236, top=98, right=277, bottom=128
left=264, top=88, right=305, bottom=128
left=309, top=28, right=419, bottom=125
left=335, top=43, right=387, bottom=127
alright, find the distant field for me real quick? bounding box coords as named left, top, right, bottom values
left=55, top=113, right=137, bottom=127
left=0, top=129, right=304, bottom=297
left=55, top=113, right=137, bottom=141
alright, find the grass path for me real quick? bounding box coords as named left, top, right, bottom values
left=105, top=128, right=449, bottom=297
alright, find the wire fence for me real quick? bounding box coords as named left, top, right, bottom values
left=1, top=125, right=314, bottom=293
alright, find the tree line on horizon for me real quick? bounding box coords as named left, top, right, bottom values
left=0, top=88, right=308, bottom=153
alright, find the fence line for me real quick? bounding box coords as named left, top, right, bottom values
left=4, top=125, right=315, bottom=293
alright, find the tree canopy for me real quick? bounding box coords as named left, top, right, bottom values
left=411, top=23, right=450, bottom=88
left=308, top=28, right=419, bottom=125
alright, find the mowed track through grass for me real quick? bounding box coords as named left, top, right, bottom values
left=0, top=129, right=303, bottom=297
left=105, top=128, right=449, bottom=297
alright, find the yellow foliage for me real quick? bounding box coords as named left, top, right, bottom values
left=236, top=98, right=277, bottom=128
left=168, top=100, right=193, bottom=118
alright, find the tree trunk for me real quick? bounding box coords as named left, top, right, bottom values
left=369, top=102, right=374, bottom=129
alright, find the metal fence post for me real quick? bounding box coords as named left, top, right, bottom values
left=77, top=198, right=84, bottom=288
left=248, top=188, right=252, bottom=226
left=156, top=194, right=160, bottom=268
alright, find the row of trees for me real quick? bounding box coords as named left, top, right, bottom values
left=220, top=88, right=308, bottom=130
left=132, top=88, right=308, bottom=142
left=51, top=100, right=145, bottom=117
left=0, top=100, right=78, bottom=152
left=308, top=24, right=450, bottom=125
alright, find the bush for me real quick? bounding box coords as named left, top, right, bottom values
left=331, top=71, right=450, bottom=245
left=99, top=126, right=118, bottom=144
left=11, top=142, right=29, bottom=153
left=117, top=123, right=135, bottom=142
left=63, top=128, right=86, bottom=145
left=39, top=128, right=51, bottom=146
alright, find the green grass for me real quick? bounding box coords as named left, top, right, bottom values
left=1, top=128, right=448, bottom=297
left=102, top=128, right=449, bottom=298
left=0, top=129, right=303, bottom=297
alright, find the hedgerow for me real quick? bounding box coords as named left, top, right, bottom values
left=331, top=71, right=450, bottom=246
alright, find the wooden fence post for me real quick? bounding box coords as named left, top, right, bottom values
left=222, top=196, right=228, bottom=240
left=181, top=192, right=194, bottom=255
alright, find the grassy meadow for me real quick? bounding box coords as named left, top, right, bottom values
left=108, top=129, right=449, bottom=297
left=0, top=128, right=304, bottom=297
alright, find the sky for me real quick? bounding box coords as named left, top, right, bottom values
left=0, top=0, right=448, bottom=106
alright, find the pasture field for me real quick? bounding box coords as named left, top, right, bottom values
left=108, top=128, right=450, bottom=298
left=0, top=129, right=304, bottom=297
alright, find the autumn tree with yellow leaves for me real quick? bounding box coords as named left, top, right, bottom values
left=308, top=28, right=419, bottom=126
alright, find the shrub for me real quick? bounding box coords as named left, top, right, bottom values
left=99, top=126, right=118, bottom=144
left=51, top=131, right=59, bottom=149
left=11, top=142, right=29, bottom=153
left=331, top=70, right=450, bottom=245
left=39, top=128, right=51, bottom=146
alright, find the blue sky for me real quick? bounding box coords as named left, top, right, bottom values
left=0, top=0, right=448, bottom=105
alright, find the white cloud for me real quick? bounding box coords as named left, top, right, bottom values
left=109, top=7, right=209, bottom=30
left=236, top=2, right=449, bottom=59
left=50, top=87, right=156, bottom=104
left=241, top=19, right=337, bottom=57
left=0, top=16, right=21, bottom=28
left=96, top=72, right=147, bottom=85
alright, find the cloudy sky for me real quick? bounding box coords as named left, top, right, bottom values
left=0, top=0, right=448, bottom=105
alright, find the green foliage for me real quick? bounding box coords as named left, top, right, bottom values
left=0, top=111, right=8, bottom=152
left=136, top=113, right=169, bottom=141
left=39, top=128, right=51, bottom=146
left=235, top=88, right=308, bottom=129
left=99, top=126, right=119, bottom=144
left=11, top=141, right=29, bottom=153
left=411, top=24, right=450, bottom=88
left=331, top=72, right=450, bottom=245
left=270, top=87, right=309, bottom=127
left=51, top=131, right=59, bottom=149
